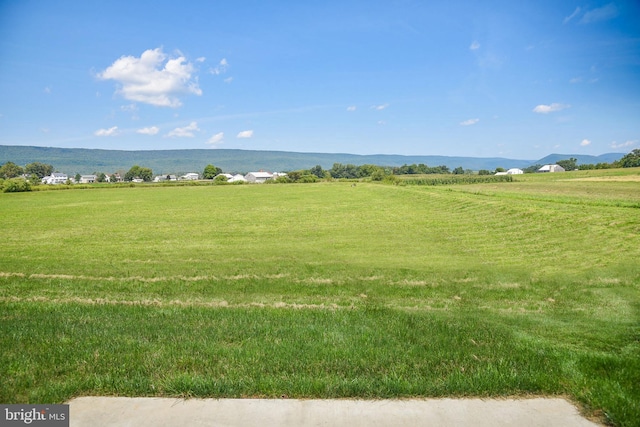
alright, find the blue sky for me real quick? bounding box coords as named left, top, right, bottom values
left=1, top=0, right=638, bottom=159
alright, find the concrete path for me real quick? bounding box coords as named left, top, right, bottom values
left=67, top=397, right=601, bottom=427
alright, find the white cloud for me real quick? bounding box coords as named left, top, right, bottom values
left=237, top=130, right=253, bottom=138
left=581, top=3, right=618, bottom=23
left=371, top=104, right=389, bottom=110
left=166, top=121, right=199, bottom=137
left=224, top=77, right=233, bottom=84
left=137, top=126, right=159, bottom=135
left=211, top=58, right=229, bottom=75
left=44, top=86, right=51, bottom=94
left=121, top=104, right=138, bottom=112
left=610, top=140, right=636, bottom=149
left=207, top=132, right=224, bottom=145
left=98, top=48, right=202, bottom=108
left=469, top=41, right=480, bottom=50
left=94, top=126, right=119, bottom=137
left=533, top=103, right=570, bottom=114
left=563, top=7, right=581, bottom=24
left=460, top=118, right=479, bottom=126
left=580, top=139, right=591, bottom=147
left=569, top=77, right=582, bottom=84
left=346, top=106, right=357, bottom=111
left=196, top=57, right=206, bottom=63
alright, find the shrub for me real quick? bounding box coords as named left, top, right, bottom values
left=2, top=178, right=32, bottom=193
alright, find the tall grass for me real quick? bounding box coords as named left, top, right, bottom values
left=1, top=169, right=639, bottom=426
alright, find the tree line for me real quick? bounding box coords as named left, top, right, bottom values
left=2, top=149, right=640, bottom=191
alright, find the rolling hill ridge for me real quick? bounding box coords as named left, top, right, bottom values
left=0, top=145, right=625, bottom=175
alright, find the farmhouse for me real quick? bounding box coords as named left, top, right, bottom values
left=153, top=174, right=178, bottom=182
left=79, top=174, right=97, bottom=183
left=537, top=164, right=565, bottom=173
left=180, top=173, right=199, bottom=180
left=246, top=171, right=273, bottom=183
left=42, top=172, right=68, bottom=184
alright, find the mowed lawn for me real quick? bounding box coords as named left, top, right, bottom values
left=1, top=170, right=639, bottom=426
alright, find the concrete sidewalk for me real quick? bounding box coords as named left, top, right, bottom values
left=67, top=397, right=601, bottom=427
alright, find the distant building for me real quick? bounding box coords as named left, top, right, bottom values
left=537, top=164, right=565, bottom=173
left=42, top=172, right=68, bottom=184
left=506, top=168, right=524, bottom=174
left=245, top=172, right=273, bottom=183
left=228, top=174, right=247, bottom=183
left=79, top=175, right=97, bottom=183
left=180, top=173, right=199, bottom=180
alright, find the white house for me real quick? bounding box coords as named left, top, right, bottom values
left=180, top=173, right=199, bottom=180
left=216, top=173, right=234, bottom=181
left=42, top=172, right=68, bottom=184
left=506, top=168, right=524, bottom=175
left=153, top=174, right=178, bottom=182
left=79, top=174, right=97, bottom=183
left=537, top=164, right=565, bottom=173
left=245, top=172, right=273, bottom=183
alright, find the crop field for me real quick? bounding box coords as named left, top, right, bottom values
left=1, top=168, right=639, bottom=426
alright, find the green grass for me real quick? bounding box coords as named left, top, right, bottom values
left=1, top=169, right=639, bottom=426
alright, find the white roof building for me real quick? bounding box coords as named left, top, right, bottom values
left=506, top=168, right=524, bottom=174
left=537, top=164, right=565, bottom=173
left=43, top=172, right=68, bottom=185
left=228, top=174, right=247, bottom=183
left=180, top=173, right=200, bottom=180
left=245, top=172, right=273, bottom=183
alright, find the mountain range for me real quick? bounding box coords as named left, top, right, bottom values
left=0, top=145, right=626, bottom=175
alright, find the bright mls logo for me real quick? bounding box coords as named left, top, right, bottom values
left=1, top=405, right=68, bottom=426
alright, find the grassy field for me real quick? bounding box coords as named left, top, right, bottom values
left=1, top=169, right=639, bottom=426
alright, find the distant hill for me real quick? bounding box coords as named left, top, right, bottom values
left=534, top=153, right=625, bottom=166
left=0, top=145, right=626, bottom=175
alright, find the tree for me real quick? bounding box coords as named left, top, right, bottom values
left=203, top=164, right=222, bottom=179
left=453, top=166, right=465, bottom=175
left=556, top=158, right=577, bottom=171
left=124, top=165, right=153, bottom=182
left=97, top=173, right=107, bottom=183
left=25, top=162, right=53, bottom=179
left=618, top=149, right=640, bottom=168
left=75, top=173, right=81, bottom=183
left=0, top=162, right=24, bottom=179
left=478, top=169, right=492, bottom=175
left=309, top=165, right=325, bottom=179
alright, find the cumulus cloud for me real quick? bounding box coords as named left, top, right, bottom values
left=94, top=126, right=119, bottom=136
left=371, top=104, right=389, bottom=110
left=469, top=41, right=480, bottom=50
left=207, top=132, right=224, bottom=145
left=210, top=58, right=229, bottom=75
left=98, top=48, right=202, bottom=108
left=236, top=130, right=253, bottom=138
left=166, top=121, right=199, bottom=137
left=533, top=103, right=570, bottom=114
left=460, top=118, right=479, bottom=126
left=611, top=140, right=636, bottom=149
left=347, top=106, right=357, bottom=111
left=580, top=139, right=591, bottom=147
left=137, top=126, right=159, bottom=135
